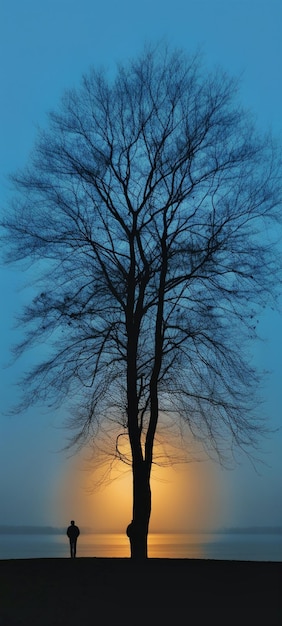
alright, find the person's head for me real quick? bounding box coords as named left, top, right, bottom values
left=71, top=520, right=75, bottom=525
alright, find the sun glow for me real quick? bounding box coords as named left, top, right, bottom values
left=54, top=442, right=225, bottom=533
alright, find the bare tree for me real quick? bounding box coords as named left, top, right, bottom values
left=2, top=44, right=282, bottom=558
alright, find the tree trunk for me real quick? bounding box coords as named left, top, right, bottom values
left=127, top=460, right=151, bottom=559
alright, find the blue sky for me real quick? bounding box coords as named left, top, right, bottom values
left=0, top=0, right=282, bottom=532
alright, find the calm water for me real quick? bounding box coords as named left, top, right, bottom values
left=0, top=532, right=281, bottom=561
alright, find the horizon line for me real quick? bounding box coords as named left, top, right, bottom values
left=0, top=524, right=282, bottom=535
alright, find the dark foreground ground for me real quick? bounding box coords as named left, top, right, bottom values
left=0, top=557, right=281, bottom=626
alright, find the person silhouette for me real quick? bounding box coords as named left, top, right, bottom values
left=67, top=520, right=80, bottom=558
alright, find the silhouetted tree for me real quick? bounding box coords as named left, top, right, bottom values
left=2, top=44, right=282, bottom=558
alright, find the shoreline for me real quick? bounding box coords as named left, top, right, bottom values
left=0, top=557, right=281, bottom=625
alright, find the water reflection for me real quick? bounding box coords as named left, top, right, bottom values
left=0, top=532, right=281, bottom=560
left=75, top=532, right=209, bottom=558
left=148, top=533, right=208, bottom=559
left=78, top=533, right=129, bottom=558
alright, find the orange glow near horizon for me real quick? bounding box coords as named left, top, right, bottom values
left=54, top=444, right=225, bottom=534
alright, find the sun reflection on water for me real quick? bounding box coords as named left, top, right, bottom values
left=75, top=532, right=209, bottom=558
left=148, top=533, right=208, bottom=558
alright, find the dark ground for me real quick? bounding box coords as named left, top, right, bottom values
left=0, top=557, right=281, bottom=626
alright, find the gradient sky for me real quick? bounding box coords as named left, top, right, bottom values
left=0, top=0, right=282, bottom=533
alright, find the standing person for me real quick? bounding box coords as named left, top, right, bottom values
left=67, top=520, right=80, bottom=558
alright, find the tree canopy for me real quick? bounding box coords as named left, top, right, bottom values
left=2, top=43, right=282, bottom=556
